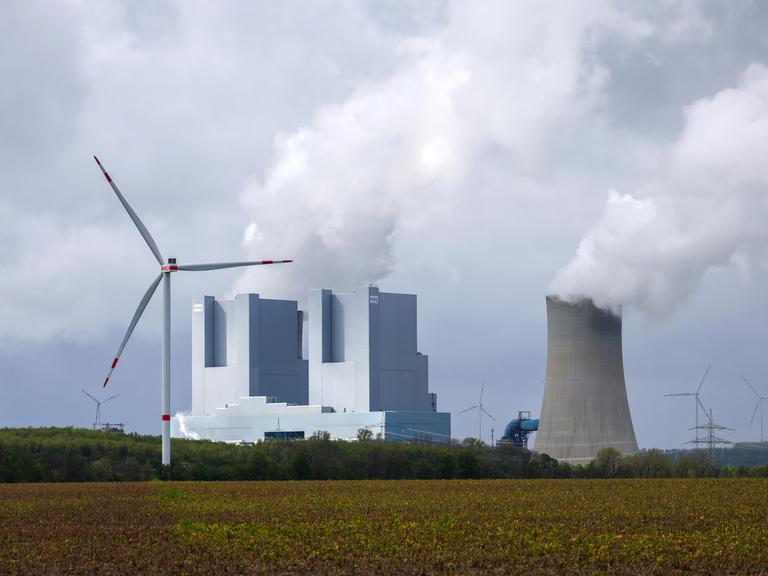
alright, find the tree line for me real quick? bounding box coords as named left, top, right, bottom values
left=1, top=427, right=767, bottom=482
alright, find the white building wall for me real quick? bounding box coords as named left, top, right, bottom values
left=191, top=293, right=307, bottom=416
left=173, top=397, right=450, bottom=443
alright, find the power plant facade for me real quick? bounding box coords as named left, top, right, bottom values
left=190, top=294, right=308, bottom=416
left=308, top=286, right=435, bottom=413
left=173, top=287, right=449, bottom=443
left=534, top=297, right=638, bottom=464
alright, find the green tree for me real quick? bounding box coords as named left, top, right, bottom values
left=356, top=428, right=374, bottom=442
left=593, top=447, right=622, bottom=478
left=310, top=430, right=331, bottom=441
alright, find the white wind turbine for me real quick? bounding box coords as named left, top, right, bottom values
left=94, top=156, right=292, bottom=467
left=459, top=381, right=495, bottom=444
left=665, top=364, right=710, bottom=445
left=82, top=389, right=119, bottom=429
left=742, top=375, right=767, bottom=444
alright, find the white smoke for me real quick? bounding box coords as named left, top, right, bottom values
left=551, top=63, right=768, bottom=314
left=174, top=411, right=200, bottom=440
left=234, top=1, right=645, bottom=299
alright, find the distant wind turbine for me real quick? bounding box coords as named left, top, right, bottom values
left=665, top=364, right=710, bottom=445
left=82, top=389, right=119, bottom=429
left=93, top=156, right=292, bottom=468
left=742, top=374, right=767, bottom=444
left=459, top=381, right=495, bottom=443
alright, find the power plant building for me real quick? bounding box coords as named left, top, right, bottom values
left=534, top=297, right=638, bottom=464
left=308, top=286, right=435, bottom=413
left=172, top=287, right=449, bottom=443
left=190, top=294, right=308, bottom=415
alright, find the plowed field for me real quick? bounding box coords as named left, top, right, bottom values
left=1, top=479, right=767, bottom=575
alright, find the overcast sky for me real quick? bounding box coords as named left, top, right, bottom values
left=3, top=0, right=768, bottom=449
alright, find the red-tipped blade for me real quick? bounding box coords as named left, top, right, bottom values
left=102, top=273, right=162, bottom=387
left=93, top=156, right=165, bottom=265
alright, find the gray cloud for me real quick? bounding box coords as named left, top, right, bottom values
left=2, top=0, right=768, bottom=448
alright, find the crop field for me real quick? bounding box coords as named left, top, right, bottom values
left=1, top=479, right=767, bottom=575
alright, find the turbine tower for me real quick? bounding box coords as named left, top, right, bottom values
left=742, top=374, right=767, bottom=444
left=94, top=156, right=292, bottom=468
left=665, top=365, right=711, bottom=446
left=82, top=389, right=119, bottom=429
left=459, top=381, right=495, bottom=443
left=535, top=297, right=638, bottom=463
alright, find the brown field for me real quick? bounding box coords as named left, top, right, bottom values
left=1, top=479, right=767, bottom=575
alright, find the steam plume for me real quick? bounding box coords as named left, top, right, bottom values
left=234, top=2, right=630, bottom=299
left=551, top=64, right=768, bottom=313
left=175, top=412, right=200, bottom=440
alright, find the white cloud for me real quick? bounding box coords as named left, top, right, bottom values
left=235, top=0, right=641, bottom=299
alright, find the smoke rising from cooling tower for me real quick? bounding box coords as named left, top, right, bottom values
left=233, top=4, right=636, bottom=300
left=551, top=64, right=768, bottom=313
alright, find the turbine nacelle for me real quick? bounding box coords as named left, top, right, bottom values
left=161, top=258, right=177, bottom=272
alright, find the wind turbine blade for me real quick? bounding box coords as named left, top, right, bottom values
left=103, top=394, right=120, bottom=404
left=103, top=273, right=162, bottom=388
left=93, top=156, right=164, bottom=265
left=480, top=381, right=485, bottom=404
left=696, top=364, right=711, bottom=394
left=176, top=259, right=293, bottom=271
left=749, top=400, right=761, bottom=427
left=742, top=374, right=761, bottom=399
left=480, top=407, right=496, bottom=421
left=459, top=405, right=479, bottom=414
left=664, top=393, right=694, bottom=397
left=696, top=396, right=708, bottom=418
left=81, top=389, right=99, bottom=404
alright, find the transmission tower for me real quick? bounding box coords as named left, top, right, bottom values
left=686, top=408, right=733, bottom=471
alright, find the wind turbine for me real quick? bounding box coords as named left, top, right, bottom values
left=665, top=364, right=710, bottom=445
left=93, top=156, right=292, bottom=468
left=82, top=389, right=119, bottom=429
left=459, top=381, right=495, bottom=443
left=742, top=374, right=767, bottom=444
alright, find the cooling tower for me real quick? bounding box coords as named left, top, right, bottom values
left=534, top=296, right=638, bottom=464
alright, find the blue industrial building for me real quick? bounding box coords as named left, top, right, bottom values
left=500, top=411, right=539, bottom=449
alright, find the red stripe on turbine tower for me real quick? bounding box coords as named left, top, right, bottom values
left=162, top=414, right=171, bottom=421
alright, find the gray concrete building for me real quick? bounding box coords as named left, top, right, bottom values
left=308, top=286, right=436, bottom=414
left=534, top=296, right=638, bottom=464
left=191, top=294, right=308, bottom=416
